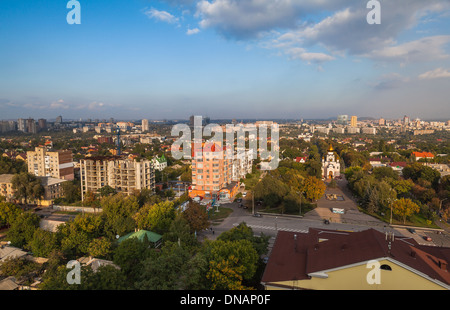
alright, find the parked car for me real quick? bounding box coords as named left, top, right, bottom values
left=407, top=228, right=416, bottom=234
left=423, top=236, right=432, bottom=242
left=242, top=192, right=247, bottom=197
left=253, top=213, right=262, bottom=217
left=236, top=198, right=242, bottom=203
left=324, top=219, right=330, bottom=225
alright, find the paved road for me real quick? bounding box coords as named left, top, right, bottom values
left=203, top=195, right=450, bottom=249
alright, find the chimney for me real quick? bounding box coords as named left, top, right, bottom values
left=438, top=261, right=448, bottom=271
left=410, top=251, right=416, bottom=258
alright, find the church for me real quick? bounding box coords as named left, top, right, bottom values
left=322, top=144, right=341, bottom=179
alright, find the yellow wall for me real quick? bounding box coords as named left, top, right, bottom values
left=266, top=259, right=447, bottom=290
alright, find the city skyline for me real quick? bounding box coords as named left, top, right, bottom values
left=1, top=0, right=450, bottom=120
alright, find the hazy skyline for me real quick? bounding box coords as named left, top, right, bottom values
left=1, top=0, right=450, bottom=120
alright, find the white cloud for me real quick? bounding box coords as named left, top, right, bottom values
left=365, top=35, right=450, bottom=64
left=144, top=8, right=179, bottom=24
left=285, top=47, right=335, bottom=64
left=186, top=27, right=200, bottom=35
left=418, top=67, right=450, bottom=80
left=195, top=0, right=358, bottom=39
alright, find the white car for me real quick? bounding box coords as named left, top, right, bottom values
left=242, top=192, right=247, bottom=197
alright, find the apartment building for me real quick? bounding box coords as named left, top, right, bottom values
left=189, top=143, right=251, bottom=200
left=0, top=174, right=15, bottom=202
left=0, top=174, right=67, bottom=205
left=27, top=147, right=74, bottom=180
left=80, top=156, right=155, bottom=201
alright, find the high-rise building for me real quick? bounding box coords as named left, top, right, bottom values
left=378, top=118, right=385, bottom=126
left=55, top=115, right=63, bottom=124
left=403, top=115, right=410, bottom=126
left=80, top=156, right=155, bottom=201
left=337, top=115, right=348, bottom=125
left=189, top=142, right=251, bottom=200
left=26, top=118, right=37, bottom=134
left=17, top=118, right=26, bottom=132
left=0, top=121, right=16, bottom=133
left=350, top=116, right=358, bottom=128
left=27, top=146, right=74, bottom=180
left=142, top=119, right=149, bottom=132
left=38, top=119, right=47, bottom=131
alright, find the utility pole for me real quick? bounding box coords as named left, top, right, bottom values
left=252, top=192, right=254, bottom=215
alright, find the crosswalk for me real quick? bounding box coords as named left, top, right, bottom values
left=233, top=223, right=308, bottom=234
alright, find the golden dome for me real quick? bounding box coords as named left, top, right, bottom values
left=328, top=144, right=334, bottom=152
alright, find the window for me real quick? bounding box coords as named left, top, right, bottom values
left=380, top=264, right=392, bottom=271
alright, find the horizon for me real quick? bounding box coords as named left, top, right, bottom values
left=1, top=1, right=450, bottom=120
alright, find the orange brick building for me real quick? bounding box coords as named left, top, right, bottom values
left=189, top=142, right=242, bottom=201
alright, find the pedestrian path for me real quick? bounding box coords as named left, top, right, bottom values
left=233, top=223, right=308, bottom=234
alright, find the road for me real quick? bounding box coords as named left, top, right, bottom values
left=203, top=200, right=450, bottom=249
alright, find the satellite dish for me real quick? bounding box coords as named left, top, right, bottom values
left=116, top=235, right=120, bottom=239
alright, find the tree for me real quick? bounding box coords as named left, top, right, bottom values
left=29, top=228, right=58, bottom=258
left=391, top=198, right=420, bottom=224
left=0, top=201, right=22, bottom=228
left=135, top=241, right=191, bottom=290
left=253, top=173, right=290, bottom=208
left=0, top=257, right=41, bottom=284
left=163, top=214, right=200, bottom=252
left=182, top=201, right=210, bottom=233
left=7, top=212, right=40, bottom=249
left=11, top=172, right=44, bottom=205
left=302, top=176, right=326, bottom=202
left=98, top=185, right=117, bottom=197
left=0, top=156, right=27, bottom=174
left=217, top=223, right=269, bottom=257
left=204, top=239, right=258, bottom=290
left=402, top=163, right=440, bottom=188
left=372, top=166, right=398, bottom=181
left=88, top=237, right=112, bottom=259
left=60, top=180, right=81, bottom=203
left=113, top=237, right=150, bottom=284
left=101, top=194, right=140, bottom=238
left=133, top=201, right=176, bottom=234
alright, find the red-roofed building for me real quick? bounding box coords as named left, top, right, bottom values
left=261, top=228, right=450, bottom=290
left=295, top=157, right=307, bottom=163
left=413, top=152, right=435, bottom=161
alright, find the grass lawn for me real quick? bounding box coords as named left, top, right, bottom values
left=209, top=207, right=233, bottom=224
left=261, top=202, right=317, bottom=216
left=359, top=207, right=440, bottom=229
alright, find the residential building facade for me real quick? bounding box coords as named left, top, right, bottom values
left=189, top=143, right=244, bottom=200
left=80, top=156, right=155, bottom=200
left=27, top=147, right=74, bottom=180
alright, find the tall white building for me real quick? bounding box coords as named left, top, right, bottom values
left=142, top=119, right=149, bottom=132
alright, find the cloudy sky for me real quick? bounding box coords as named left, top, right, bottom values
left=1, top=0, right=450, bottom=120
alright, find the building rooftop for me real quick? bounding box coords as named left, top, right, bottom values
left=0, top=174, right=14, bottom=183
left=261, top=228, right=450, bottom=288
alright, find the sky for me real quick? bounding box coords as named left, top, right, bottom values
left=1, top=0, right=450, bottom=121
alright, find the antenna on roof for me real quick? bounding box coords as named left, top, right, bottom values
left=386, top=231, right=394, bottom=256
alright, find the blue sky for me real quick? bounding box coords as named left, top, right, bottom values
left=1, top=0, right=450, bottom=121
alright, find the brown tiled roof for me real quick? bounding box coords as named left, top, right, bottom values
left=261, top=228, right=450, bottom=287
